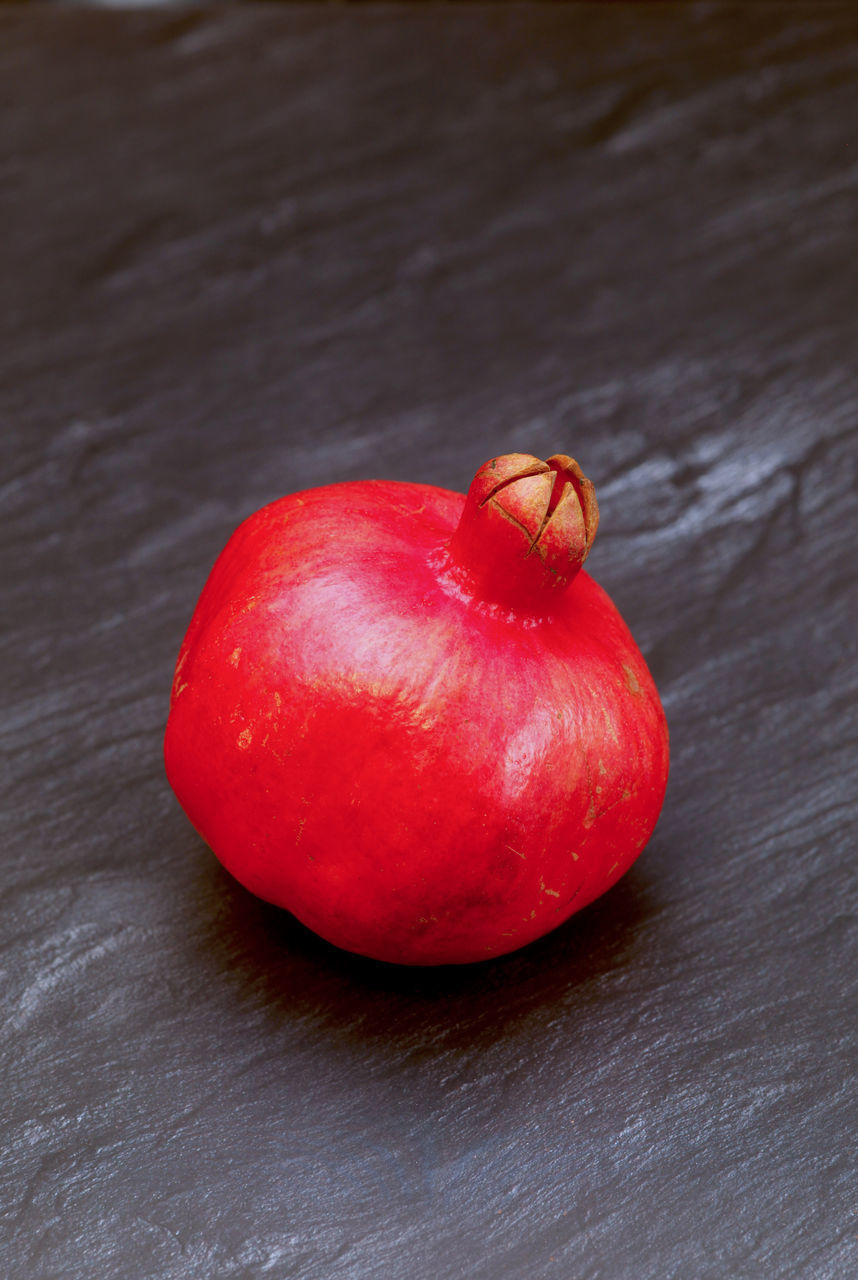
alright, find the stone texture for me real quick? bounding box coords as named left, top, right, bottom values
left=1, top=5, right=856, bottom=1278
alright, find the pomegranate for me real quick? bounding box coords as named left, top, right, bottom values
left=165, top=453, right=669, bottom=965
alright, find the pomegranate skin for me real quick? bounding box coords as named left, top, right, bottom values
left=165, top=459, right=669, bottom=965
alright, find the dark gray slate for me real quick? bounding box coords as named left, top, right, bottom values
left=1, top=5, right=856, bottom=1279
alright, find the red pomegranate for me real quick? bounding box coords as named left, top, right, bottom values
left=165, top=453, right=669, bottom=965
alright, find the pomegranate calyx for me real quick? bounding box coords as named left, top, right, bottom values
left=447, top=452, right=600, bottom=610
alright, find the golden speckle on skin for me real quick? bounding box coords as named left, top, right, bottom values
left=608, top=861, right=619, bottom=875
left=570, top=851, right=579, bottom=861
left=237, top=728, right=253, bottom=750
left=229, top=646, right=242, bottom=667
left=602, top=706, right=620, bottom=746
left=274, top=691, right=282, bottom=710
left=583, top=755, right=597, bottom=828
left=505, top=844, right=526, bottom=860
left=622, top=663, right=641, bottom=695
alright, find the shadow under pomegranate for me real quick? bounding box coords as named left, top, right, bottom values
left=190, top=838, right=665, bottom=1057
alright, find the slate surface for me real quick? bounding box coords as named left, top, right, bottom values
left=2, top=5, right=856, bottom=1278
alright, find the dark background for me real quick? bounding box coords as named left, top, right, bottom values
left=2, top=5, right=856, bottom=1278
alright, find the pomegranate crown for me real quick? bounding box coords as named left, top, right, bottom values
left=448, top=452, right=599, bottom=609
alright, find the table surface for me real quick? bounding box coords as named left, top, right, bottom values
left=2, top=6, right=856, bottom=1279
